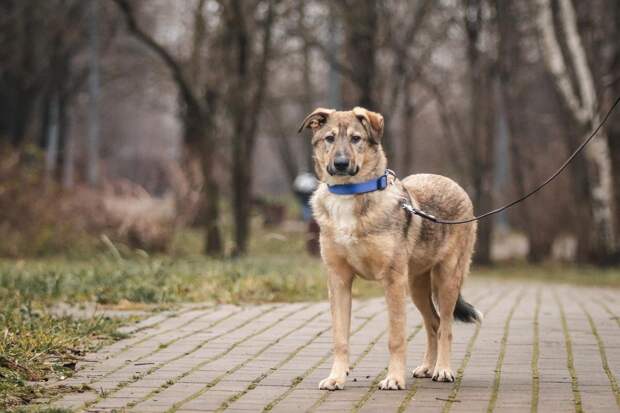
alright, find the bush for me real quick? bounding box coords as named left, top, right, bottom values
left=0, top=150, right=188, bottom=257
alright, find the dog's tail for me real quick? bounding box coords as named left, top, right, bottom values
left=453, top=293, right=483, bottom=323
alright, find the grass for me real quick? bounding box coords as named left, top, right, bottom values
left=0, top=226, right=384, bottom=308
left=0, top=299, right=130, bottom=409
left=475, top=262, right=620, bottom=287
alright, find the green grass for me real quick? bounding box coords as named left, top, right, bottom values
left=0, top=254, right=384, bottom=307
left=0, top=225, right=386, bottom=307
left=474, top=262, right=620, bottom=287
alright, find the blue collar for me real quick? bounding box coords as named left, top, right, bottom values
left=328, top=170, right=391, bottom=195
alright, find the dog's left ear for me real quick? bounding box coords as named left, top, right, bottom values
left=353, top=107, right=384, bottom=143
left=298, top=108, right=335, bottom=133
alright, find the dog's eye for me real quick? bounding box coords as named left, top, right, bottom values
left=351, top=135, right=362, bottom=144
left=325, top=135, right=335, bottom=143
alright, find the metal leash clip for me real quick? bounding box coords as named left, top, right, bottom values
left=401, top=202, right=438, bottom=222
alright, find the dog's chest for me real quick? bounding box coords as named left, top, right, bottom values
left=323, top=196, right=359, bottom=245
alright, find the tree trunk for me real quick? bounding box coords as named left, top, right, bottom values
left=230, top=91, right=251, bottom=256
left=497, top=0, right=549, bottom=262
left=528, top=235, right=553, bottom=263
left=86, top=0, right=101, bottom=186
left=341, top=0, right=377, bottom=109
left=535, top=0, right=616, bottom=260
left=232, top=143, right=252, bottom=256
left=400, top=88, right=415, bottom=175
left=226, top=0, right=251, bottom=256
left=608, top=0, right=620, bottom=245
left=201, top=145, right=223, bottom=255
left=473, top=73, right=497, bottom=265
left=44, top=93, right=60, bottom=188
left=465, top=0, right=495, bottom=265
left=62, top=104, right=75, bottom=189
left=299, top=1, right=315, bottom=172
left=226, top=0, right=275, bottom=256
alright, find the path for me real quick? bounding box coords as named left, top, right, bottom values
left=52, top=280, right=620, bottom=412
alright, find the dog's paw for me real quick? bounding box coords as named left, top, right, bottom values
left=412, top=364, right=434, bottom=378
left=319, top=376, right=345, bottom=391
left=432, top=367, right=455, bottom=382
left=378, top=374, right=405, bottom=390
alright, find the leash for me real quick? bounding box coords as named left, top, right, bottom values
left=402, top=96, right=620, bottom=225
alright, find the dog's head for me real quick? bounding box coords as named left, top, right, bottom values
left=298, top=107, right=386, bottom=183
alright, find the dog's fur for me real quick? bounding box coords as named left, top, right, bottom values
left=299, top=107, right=481, bottom=391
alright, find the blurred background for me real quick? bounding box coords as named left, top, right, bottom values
left=1, top=0, right=620, bottom=265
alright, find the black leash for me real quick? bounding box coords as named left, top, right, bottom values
left=402, top=96, right=620, bottom=225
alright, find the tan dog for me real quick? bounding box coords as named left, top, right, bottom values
left=299, top=107, right=481, bottom=391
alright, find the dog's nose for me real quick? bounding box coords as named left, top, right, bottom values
left=333, top=156, right=350, bottom=172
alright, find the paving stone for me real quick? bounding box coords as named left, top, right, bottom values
left=50, top=281, right=620, bottom=412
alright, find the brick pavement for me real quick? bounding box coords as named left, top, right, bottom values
left=52, top=280, right=620, bottom=412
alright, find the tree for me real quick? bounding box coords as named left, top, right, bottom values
left=113, top=0, right=223, bottom=255
left=535, top=0, right=616, bottom=260
left=381, top=0, right=436, bottom=173
left=496, top=1, right=553, bottom=262
left=464, top=0, right=496, bottom=265
left=115, top=0, right=278, bottom=256
left=0, top=2, right=85, bottom=147
left=605, top=0, right=620, bottom=247
left=220, top=0, right=277, bottom=256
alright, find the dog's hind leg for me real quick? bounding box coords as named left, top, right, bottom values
left=430, top=257, right=461, bottom=382
left=409, top=270, right=439, bottom=378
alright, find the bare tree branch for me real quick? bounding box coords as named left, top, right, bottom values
left=420, top=77, right=470, bottom=178
left=111, top=0, right=202, bottom=113
left=301, top=32, right=357, bottom=83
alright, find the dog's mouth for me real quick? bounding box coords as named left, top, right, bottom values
left=327, top=165, right=359, bottom=176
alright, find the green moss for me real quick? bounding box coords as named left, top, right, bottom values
left=554, top=291, right=584, bottom=413
left=531, top=289, right=541, bottom=413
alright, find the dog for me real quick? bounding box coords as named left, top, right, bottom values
left=298, top=107, right=481, bottom=391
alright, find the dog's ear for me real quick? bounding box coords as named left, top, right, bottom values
left=353, top=107, right=384, bottom=143
left=298, top=108, right=335, bottom=133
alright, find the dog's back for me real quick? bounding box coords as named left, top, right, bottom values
left=402, top=173, right=474, bottom=223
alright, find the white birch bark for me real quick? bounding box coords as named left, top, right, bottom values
left=535, top=0, right=616, bottom=253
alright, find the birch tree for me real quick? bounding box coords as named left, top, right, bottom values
left=535, top=0, right=616, bottom=256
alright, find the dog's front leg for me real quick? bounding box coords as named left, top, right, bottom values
left=319, top=264, right=353, bottom=390
left=379, top=269, right=407, bottom=390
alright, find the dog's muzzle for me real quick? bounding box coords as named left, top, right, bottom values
left=328, top=156, right=358, bottom=176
